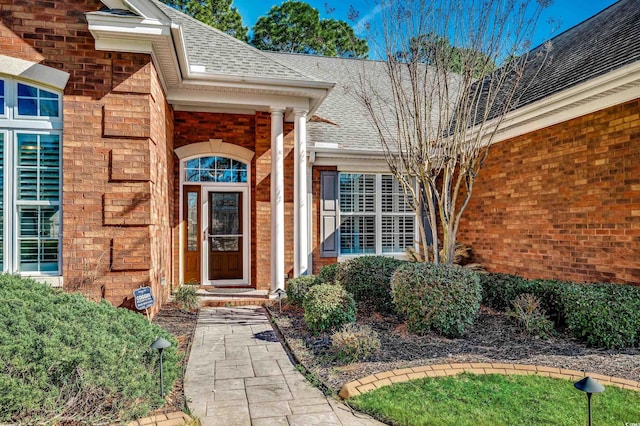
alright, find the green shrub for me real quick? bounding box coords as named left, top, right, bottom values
left=480, top=272, right=640, bottom=348
left=303, top=283, right=356, bottom=333
left=318, top=263, right=339, bottom=284
left=286, top=275, right=321, bottom=306
left=174, top=285, right=199, bottom=311
left=479, top=273, right=574, bottom=326
left=479, top=273, right=531, bottom=311
left=562, top=283, right=640, bottom=349
left=0, top=274, right=180, bottom=424
left=391, top=263, right=481, bottom=337
left=336, top=256, right=404, bottom=314
left=507, top=293, right=554, bottom=338
left=331, top=323, right=381, bottom=362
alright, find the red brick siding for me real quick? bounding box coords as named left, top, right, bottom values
left=458, top=98, right=640, bottom=284
left=311, top=166, right=338, bottom=274
left=1, top=0, right=174, bottom=314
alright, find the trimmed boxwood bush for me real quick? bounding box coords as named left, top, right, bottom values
left=391, top=262, right=482, bottom=337
left=479, top=272, right=640, bottom=348
left=479, top=273, right=574, bottom=326
left=479, top=273, right=530, bottom=311
left=562, top=283, right=640, bottom=349
left=318, top=263, right=339, bottom=284
left=0, top=274, right=180, bottom=424
left=303, top=283, right=356, bottom=333
left=336, top=256, right=404, bottom=314
left=286, top=275, right=321, bottom=306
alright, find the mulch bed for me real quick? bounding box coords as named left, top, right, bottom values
left=150, top=303, right=198, bottom=414
left=271, top=305, right=640, bottom=393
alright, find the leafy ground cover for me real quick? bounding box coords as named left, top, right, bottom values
left=348, top=373, right=640, bottom=426
left=0, top=274, right=182, bottom=424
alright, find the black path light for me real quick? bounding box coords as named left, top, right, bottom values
left=151, top=337, right=171, bottom=397
left=574, top=376, right=605, bottom=426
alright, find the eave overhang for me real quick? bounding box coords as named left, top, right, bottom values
left=87, top=1, right=333, bottom=119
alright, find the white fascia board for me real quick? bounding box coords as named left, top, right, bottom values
left=87, top=13, right=171, bottom=40
left=185, top=71, right=335, bottom=91
left=167, top=87, right=311, bottom=110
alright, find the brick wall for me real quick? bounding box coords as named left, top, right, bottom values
left=173, top=111, right=295, bottom=290
left=311, top=166, right=338, bottom=274
left=1, top=0, right=174, bottom=313
left=458, top=98, right=640, bottom=284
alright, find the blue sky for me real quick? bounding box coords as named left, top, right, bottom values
left=233, top=0, right=619, bottom=48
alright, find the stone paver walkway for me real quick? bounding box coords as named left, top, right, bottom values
left=184, top=306, right=384, bottom=426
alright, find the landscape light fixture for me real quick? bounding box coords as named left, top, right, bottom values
left=574, top=376, right=605, bottom=426
left=274, top=288, right=286, bottom=313
left=151, top=337, right=171, bottom=397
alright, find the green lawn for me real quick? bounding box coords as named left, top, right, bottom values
left=348, top=373, right=640, bottom=426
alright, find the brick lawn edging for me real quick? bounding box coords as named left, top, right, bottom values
left=339, top=363, right=640, bottom=399
left=125, top=411, right=193, bottom=426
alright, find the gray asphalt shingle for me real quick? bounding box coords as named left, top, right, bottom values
left=151, top=0, right=319, bottom=82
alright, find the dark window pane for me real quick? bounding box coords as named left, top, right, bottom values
left=186, top=159, right=199, bottom=169
left=39, top=99, right=59, bottom=117
left=18, top=98, right=38, bottom=116
left=18, top=169, right=38, bottom=200
left=200, top=156, right=215, bottom=169
left=0, top=80, right=4, bottom=97
left=39, top=89, right=58, bottom=99
left=18, top=83, right=37, bottom=97
left=19, top=240, right=39, bottom=272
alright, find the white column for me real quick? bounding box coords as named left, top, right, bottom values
left=293, top=108, right=309, bottom=277
left=270, top=107, right=285, bottom=293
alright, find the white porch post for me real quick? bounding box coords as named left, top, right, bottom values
left=270, top=107, right=285, bottom=293
left=293, top=108, right=309, bottom=277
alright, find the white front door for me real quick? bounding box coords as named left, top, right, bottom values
left=202, top=186, right=249, bottom=286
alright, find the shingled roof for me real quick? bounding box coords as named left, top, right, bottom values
left=265, top=53, right=391, bottom=151
left=513, top=0, right=640, bottom=109
left=151, top=0, right=319, bottom=82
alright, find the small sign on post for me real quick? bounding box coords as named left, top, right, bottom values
left=133, top=286, right=155, bottom=321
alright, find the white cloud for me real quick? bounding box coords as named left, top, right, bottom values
left=354, top=4, right=387, bottom=34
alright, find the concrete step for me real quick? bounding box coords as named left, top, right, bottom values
left=195, top=287, right=273, bottom=307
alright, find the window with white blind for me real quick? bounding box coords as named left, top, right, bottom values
left=0, top=77, right=62, bottom=275
left=338, top=173, right=415, bottom=256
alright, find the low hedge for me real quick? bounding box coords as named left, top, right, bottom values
left=336, top=256, right=405, bottom=314
left=391, top=262, right=482, bottom=337
left=479, top=272, right=640, bottom=348
left=0, top=274, right=180, bottom=424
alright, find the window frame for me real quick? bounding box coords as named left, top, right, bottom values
left=14, top=81, right=62, bottom=122
left=0, top=76, right=62, bottom=276
left=337, top=173, right=417, bottom=258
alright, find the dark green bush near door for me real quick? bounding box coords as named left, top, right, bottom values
left=391, top=263, right=482, bottom=337
left=336, top=256, right=404, bottom=314
left=0, top=274, right=180, bottom=424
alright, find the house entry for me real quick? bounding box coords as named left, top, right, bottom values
left=182, top=156, right=250, bottom=286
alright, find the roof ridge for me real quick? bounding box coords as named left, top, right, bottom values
left=149, top=0, right=320, bottom=81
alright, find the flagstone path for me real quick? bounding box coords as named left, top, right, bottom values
left=184, top=306, right=384, bottom=426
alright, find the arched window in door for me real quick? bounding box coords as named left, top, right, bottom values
left=184, top=156, right=248, bottom=183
